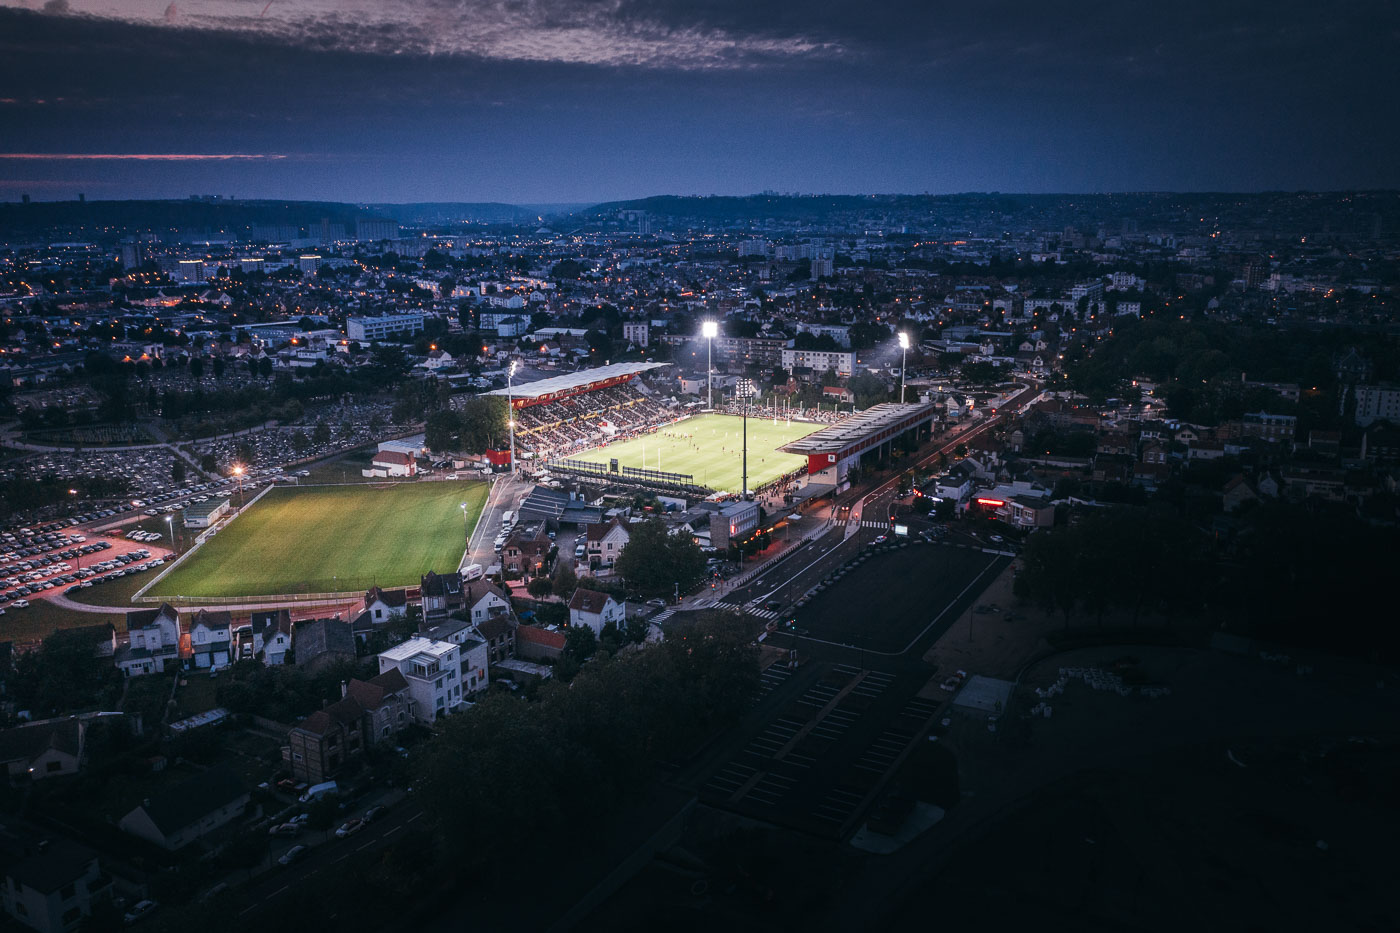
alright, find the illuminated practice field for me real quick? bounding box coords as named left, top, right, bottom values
left=567, top=413, right=817, bottom=492
left=146, top=481, right=487, bottom=598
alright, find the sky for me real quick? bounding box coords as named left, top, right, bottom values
left=1, top=0, right=1398, bottom=203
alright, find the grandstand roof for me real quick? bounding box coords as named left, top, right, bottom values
left=484, top=361, right=670, bottom=401
left=780, top=402, right=938, bottom=455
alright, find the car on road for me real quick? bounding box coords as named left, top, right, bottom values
left=269, top=822, right=303, bottom=837
left=364, top=805, right=386, bottom=823
left=277, top=845, right=308, bottom=866
left=335, top=818, right=365, bottom=838
left=123, top=899, right=158, bottom=924
left=988, top=534, right=1004, bottom=544
left=11, top=600, right=27, bottom=609
left=645, top=598, right=666, bottom=608
left=873, top=535, right=887, bottom=544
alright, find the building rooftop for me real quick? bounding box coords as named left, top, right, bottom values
left=779, top=402, right=938, bottom=455
left=483, top=361, right=670, bottom=401
left=379, top=636, right=457, bottom=662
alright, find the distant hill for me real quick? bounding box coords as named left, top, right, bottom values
left=0, top=198, right=393, bottom=241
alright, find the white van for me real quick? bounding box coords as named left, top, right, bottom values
left=462, top=563, right=484, bottom=582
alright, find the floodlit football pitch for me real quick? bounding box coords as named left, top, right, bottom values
left=146, top=481, right=488, bottom=599
left=567, top=413, right=818, bottom=492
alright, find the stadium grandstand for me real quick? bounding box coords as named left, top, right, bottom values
left=481, top=362, right=678, bottom=463
left=781, top=402, right=938, bottom=488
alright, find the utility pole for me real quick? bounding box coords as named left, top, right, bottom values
left=507, top=360, right=517, bottom=474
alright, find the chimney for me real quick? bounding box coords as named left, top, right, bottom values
left=340, top=681, right=348, bottom=698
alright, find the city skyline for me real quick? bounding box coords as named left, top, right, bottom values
left=3, top=0, right=1399, bottom=202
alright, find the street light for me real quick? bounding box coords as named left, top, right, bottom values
left=701, top=320, right=718, bottom=410
left=736, top=377, right=757, bottom=500
left=506, top=360, right=518, bottom=475
left=164, top=514, right=174, bottom=553
left=460, top=502, right=469, bottom=544
left=231, top=464, right=245, bottom=508
left=897, top=331, right=910, bottom=404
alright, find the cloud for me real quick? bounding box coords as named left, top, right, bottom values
left=0, top=0, right=844, bottom=69
left=0, top=152, right=286, bottom=160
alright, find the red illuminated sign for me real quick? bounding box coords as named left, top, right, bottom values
left=975, top=497, right=1006, bottom=507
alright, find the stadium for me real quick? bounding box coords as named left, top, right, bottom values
left=485, top=362, right=939, bottom=497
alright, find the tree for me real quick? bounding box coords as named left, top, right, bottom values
left=455, top=396, right=509, bottom=453
left=258, top=357, right=273, bottom=378
left=212, top=356, right=226, bottom=378
left=613, top=517, right=705, bottom=596
left=424, top=410, right=462, bottom=452
left=291, top=431, right=310, bottom=455
left=189, top=356, right=204, bottom=380
left=312, top=422, right=331, bottom=445
left=172, top=459, right=186, bottom=483
left=200, top=453, right=217, bottom=472
left=526, top=577, right=554, bottom=599
left=563, top=625, right=597, bottom=662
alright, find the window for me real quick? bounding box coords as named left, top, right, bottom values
left=47, top=759, right=65, bottom=773
left=61, top=882, right=75, bottom=901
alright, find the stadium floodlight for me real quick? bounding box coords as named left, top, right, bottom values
left=507, top=361, right=518, bottom=475
left=736, top=378, right=758, bottom=500
left=164, top=513, right=174, bottom=553
left=231, top=463, right=245, bottom=507
left=897, top=332, right=910, bottom=403
left=701, top=320, right=718, bottom=410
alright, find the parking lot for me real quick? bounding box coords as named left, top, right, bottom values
left=0, top=524, right=173, bottom=613
left=790, top=541, right=1010, bottom=655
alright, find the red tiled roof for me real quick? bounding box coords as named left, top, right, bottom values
left=515, top=625, right=566, bottom=650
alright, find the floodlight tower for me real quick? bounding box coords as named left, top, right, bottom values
left=897, top=331, right=910, bottom=403
left=736, top=377, right=757, bottom=499
left=507, top=360, right=518, bottom=475
left=701, top=320, right=718, bottom=409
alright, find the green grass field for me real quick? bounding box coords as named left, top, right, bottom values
left=147, top=481, right=488, bottom=598
left=569, top=414, right=817, bottom=492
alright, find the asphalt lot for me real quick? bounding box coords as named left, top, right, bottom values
left=791, top=541, right=1008, bottom=655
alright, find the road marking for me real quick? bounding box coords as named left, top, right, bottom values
left=385, top=825, right=402, bottom=836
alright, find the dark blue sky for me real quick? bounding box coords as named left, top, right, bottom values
left=2, top=1, right=1397, bottom=202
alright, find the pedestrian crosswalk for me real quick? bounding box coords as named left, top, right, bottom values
left=651, top=609, right=675, bottom=624
left=713, top=599, right=782, bottom=622
left=857, top=520, right=889, bottom=530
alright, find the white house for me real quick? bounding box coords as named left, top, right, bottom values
left=419, top=618, right=493, bottom=697
left=118, top=768, right=249, bottom=851
left=421, top=349, right=455, bottom=372
left=585, top=518, right=630, bottom=569
left=377, top=637, right=464, bottom=723
left=118, top=603, right=182, bottom=677
left=249, top=609, right=293, bottom=665
left=464, top=581, right=511, bottom=626
left=189, top=610, right=233, bottom=669
left=568, top=588, right=626, bottom=635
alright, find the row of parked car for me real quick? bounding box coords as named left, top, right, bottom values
left=0, top=537, right=113, bottom=607
left=64, top=550, right=166, bottom=594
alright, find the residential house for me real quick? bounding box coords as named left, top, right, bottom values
left=188, top=611, right=233, bottom=670
left=377, top=638, right=464, bottom=723
left=116, top=603, right=181, bottom=677
left=462, top=581, right=512, bottom=627
left=117, top=768, right=248, bottom=851
left=352, top=587, right=410, bottom=644
left=586, top=518, right=630, bottom=570
left=568, top=588, right=626, bottom=635
left=1222, top=475, right=1258, bottom=513
left=248, top=609, right=292, bottom=665
left=285, top=670, right=414, bottom=782
left=294, top=617, right=356, bottom=673
left=515, top=625, right=566, bottom=662
left=286, top=699, right=364, bottom=785
left=418, top=618, right=491, bottom=696
left=502, top=523, right=551, bottom=577
left=419, top=572, right=465, bottom=626
left=0, top=719, right=85, bottom=782
left=473, top=616, right=516, bottom=664
left=0, top=825, right=113, bottom=933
